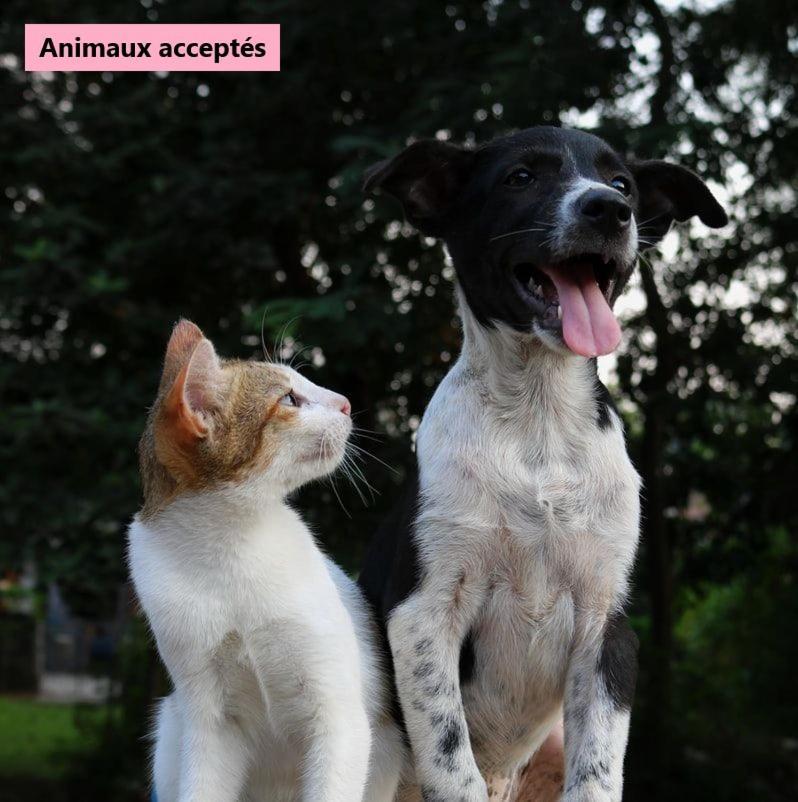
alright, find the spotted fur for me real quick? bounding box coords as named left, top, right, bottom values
left=360, top=127, right=726, bottom=802
left=381, top=298, right=641, bottom=801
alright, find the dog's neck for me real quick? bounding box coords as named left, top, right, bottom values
left=455, top=285, right=598, bottom=423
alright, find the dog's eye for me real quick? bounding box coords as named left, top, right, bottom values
left=279, top=391, right=299, bottom=407
left=504, top=168, right=534, bottom=188
left=610, top=176, right=631, bottom=195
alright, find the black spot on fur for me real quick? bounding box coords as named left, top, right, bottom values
left=413, top=661, right=435, bottom=679
left=598, top=611, right=639, bottom=710
left=459, top=630, right=476, bottom=685
left=422, top=786, right=458, bottom=802
left=420, top=786, right=443, bottom=802
left=565, top=761, right=612, bottom=794
left=438, top=718, right=463, bottom=756
left=433, top=754, right=457, bottom=773
left=415, top=637, right=433, bottom=655
left=424, top=677, right=447, bottom=696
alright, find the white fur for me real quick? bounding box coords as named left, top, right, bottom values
left=128, top=367, right=403, bottom=802
left=389, top=291, right=640, bottom=801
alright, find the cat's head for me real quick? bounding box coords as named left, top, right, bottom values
left=139, top=320, right=352, bottom=515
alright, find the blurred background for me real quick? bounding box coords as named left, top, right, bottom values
left=0, top=1, right=796, bottom=800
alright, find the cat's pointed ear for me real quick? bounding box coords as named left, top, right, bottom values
left=160, top=322, right=224, bottom=445
left=363, top=140, right=473, bottom=236
left=160, top=319, right=205, bottom=390
left=629, top=160, right=728, bottom=248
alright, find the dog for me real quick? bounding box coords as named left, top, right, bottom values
left=358, top=126, right=727, bottom=802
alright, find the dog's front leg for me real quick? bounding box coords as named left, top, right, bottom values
left=562, top=611, right=638, bottom=802
left=388, top=568, right=489, bottom=802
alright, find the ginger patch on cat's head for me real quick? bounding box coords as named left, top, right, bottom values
left=139, top=320, right=351, bottom=518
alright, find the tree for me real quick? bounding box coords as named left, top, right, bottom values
left=0, top=1, right=795, bottom=799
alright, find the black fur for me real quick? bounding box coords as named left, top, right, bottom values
left=413, top=661, right=436, bottom=679
left=564, top=761, right=612, bottom=795
left=438, top=718, right=463, bottom=756
left=597, top=612, right=639, bottom=710
left=358, top=463, right=423, bottom=619
left=590, top=358, right=618, bottom=430
left=458, top=630, right=476, bottom=685
left=358, top=464, right=423, bottom=734
left=365, top=126, right=727, bottom=336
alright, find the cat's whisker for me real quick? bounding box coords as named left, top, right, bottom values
left=344, top=447, right=377, bottom=485
left=350, top=418, right=383, bottom=435
left=346, top=441, right=399, bottom=475
left=288, top=344, right=314, bottom=370
left=326, top=473, right=352, bottom=517
left=338, top=451, right=373, bottom=505
left=351, top=428, right=384, bottom=444
left=341, top=449, right=378, bottom=503
left=273, top=315, right=302, bottom=364
left=260, top=307, right=272, bottom=362
left=318, top=429, right=354, bottom=513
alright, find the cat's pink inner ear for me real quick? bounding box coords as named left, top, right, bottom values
left=163, top=338, right=223, bottom=443
left=161, top=319, right=205, bottom=389
left=183, top=339, right=224, bottom=414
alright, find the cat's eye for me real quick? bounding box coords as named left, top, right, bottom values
left=279, top=391, right=299, bottom=407
left=610, top=176, right=631, bottom=195
left=504, top=168, right=535, bottom=188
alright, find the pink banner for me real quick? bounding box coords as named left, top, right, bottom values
left=25, top=24, right=280, bottom=72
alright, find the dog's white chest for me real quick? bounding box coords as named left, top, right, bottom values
left=414, top=361, right=641, bottom=771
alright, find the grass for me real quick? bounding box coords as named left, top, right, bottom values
left=0, top=696, right=105, bottom=781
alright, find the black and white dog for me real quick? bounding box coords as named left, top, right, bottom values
left=359, top=126, right=727, bottom=802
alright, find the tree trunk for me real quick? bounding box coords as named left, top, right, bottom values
left=639, top=262, right=677, bottom=796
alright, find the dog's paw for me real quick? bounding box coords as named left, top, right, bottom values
left=420, top=774, right=489, bottom=802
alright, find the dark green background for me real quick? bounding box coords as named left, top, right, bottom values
left=1, top=1, right=796, bottom=800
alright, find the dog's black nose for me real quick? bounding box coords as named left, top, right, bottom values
left=579, top=188, right=632, bottom=236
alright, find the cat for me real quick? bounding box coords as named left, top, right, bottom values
left=127, top=319, right=404, bottom=802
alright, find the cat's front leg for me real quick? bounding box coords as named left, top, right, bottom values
left=388, top=570, right=490, bottom=802
left=248, top=622, right=372, bottom=802
left=301, top=697, right=372, bottom=802
left=562, top=611, right=638, bottom=802
left=175, top=684, right=250, bottom=802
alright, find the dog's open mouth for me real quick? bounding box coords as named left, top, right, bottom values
left=513, top=253, right=622, bottom=357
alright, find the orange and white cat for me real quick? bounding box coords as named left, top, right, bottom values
left=127, top=320, right=404, bottom=802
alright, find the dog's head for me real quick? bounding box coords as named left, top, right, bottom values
left=364, top=126, right=727, bottom=357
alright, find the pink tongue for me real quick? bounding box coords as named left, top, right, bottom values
left=540, top=263, right=621, bottom=357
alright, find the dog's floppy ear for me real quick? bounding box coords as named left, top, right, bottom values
left=363, top=140, right=473, bottom=236
left=630, top=160, right=728, bottom=248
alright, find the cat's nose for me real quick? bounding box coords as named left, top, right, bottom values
left=335, top=394, right=351, bottom=416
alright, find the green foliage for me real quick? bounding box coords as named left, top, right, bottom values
left=64, top=616, right=163, bottom=802
left=0, top=0, right=795, bottom=800
left=0, top=698, right=105, bottom=781
left=676, top=527, right=798, bottom=736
